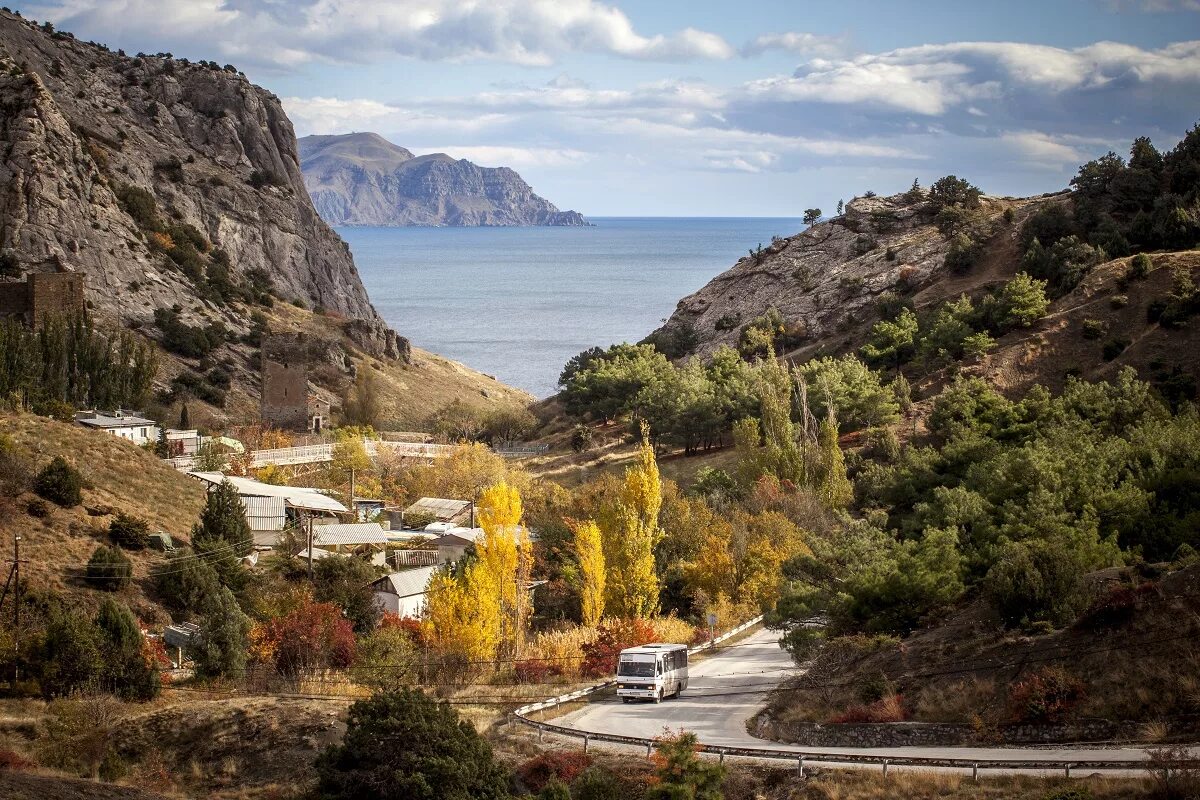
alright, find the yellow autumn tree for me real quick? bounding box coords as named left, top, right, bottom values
left=571, top=519, right=605, bottom=628
left=600, top=424, right=663, bottom=618
left=685, top=510, right=810, bottom=610
left=475, top=481, right=531, bottom=659
left=423, top=562, right=500, bottom=664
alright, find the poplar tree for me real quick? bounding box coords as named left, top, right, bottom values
left=572, top=519, right=606, bottom=628
left=475, top=481, right=529, bottom=658
left=600, top=424, right=662, bottom=618
left=816, top=414, right=853, bottom=508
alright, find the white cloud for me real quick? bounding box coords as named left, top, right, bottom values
left=740, top=31, right=845, bottom=58
left=739, top=39, right=1200, bottom=117
left=27, top=0, right=733, bottom=67
left=1001, top=131, right=1088, bottom=165
left=283, top=96, right=510, bottom=136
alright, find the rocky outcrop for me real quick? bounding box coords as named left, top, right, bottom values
left=0, top=11, right=400, bottom=359
left=299, top=132, right=588, bottom=227
left=652, top=193, right=1032, bottom=360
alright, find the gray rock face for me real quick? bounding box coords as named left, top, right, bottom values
left=299, top=132, right=588, bottom=227
left=0, top=12, right=399, bottom=358
left=652, top=193, right=1017, bottom=360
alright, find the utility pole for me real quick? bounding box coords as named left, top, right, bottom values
left=349, top=466, right=356, bottom=521
left=306, top=516, right=314, bottom=581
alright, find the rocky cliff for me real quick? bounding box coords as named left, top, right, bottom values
left=299, top=132, right=588, bottom=227
left=0, top=11, right=401, bottom=359
left=652, top=191, right=1039, bottom=362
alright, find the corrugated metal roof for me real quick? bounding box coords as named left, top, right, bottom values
left=188, top=472, right=346, bottom=513
left=373, top=565, right=438, bottom=598
left=405, top=497, right=471, bottom=520
left=77, top=412, right=156, bottom=429
left=243, top=496, right=286, bottom=531
left=428, top=527, right=484, bottom=546
left=312, top=523, right=391, bottom=546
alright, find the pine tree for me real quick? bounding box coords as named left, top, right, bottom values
left=179, top=402, right=190, bottom=429
left=647, top=732, right=725, bottom=800
left=192, top=479, right=251, bottom=587
left=190, top=586, right=251, bottom=679
left=573, top=519, right=606, bottom=628
left=816, top=414, right=853, bottom=508
left=836, top=199, right=844, bottom=216
left=95, top=598, right=160, bottom=700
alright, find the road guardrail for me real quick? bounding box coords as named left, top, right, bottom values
left=511, top=617, right=1196, bottom=778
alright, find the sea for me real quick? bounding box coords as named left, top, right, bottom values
left=340, top=217, right=801, bottom=399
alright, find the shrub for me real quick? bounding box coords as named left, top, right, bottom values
left=928, top=175, right=982, bottom=210
left=571, top=424, right=594, bottom=453
left=1077, top=582, right=1158, bottom=630
left=109, top=512, right=149, bottom=550
left=248, top=170, right=284, bottom=190
left=113, top=184, right=160, bottom=232
left=830, top=693, right=907, bottom=723
left=1129, top=252, right=1152, bottom=280
left=572, top=767, right=624, bottom=800
left=580, top=617, right=657, bottom=678
left=86, top=545, right=132, bottom=591
left=0, top=747, right=34, bottom=770
left=252, top=599, right=356, bottom=677
left=944, top=233, right=981, bottom=274
left=1110, top=294, right=1129, bottom=309
left=713, top=314, right=740, bottom=331
left=514, top=659, right=564, bottom=683
left=1103, top=337, right=1131, bottom=361
left=26, top=499, right=49, bottom=518
left=33, top=456, right=83, bottom=507
left=1008, top=666, right=1085, bottom=723
left=1081, top=318, right=1107, bottom=340
left=315, top=688, right=511, bottom=800
left=647, top=731, right=725, bottom=800
left=516, top=751, right=593, bottom=794
left=154, top=308, right=226, bottom=359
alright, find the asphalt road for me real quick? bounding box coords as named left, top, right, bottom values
left=553, top=627, right=1184, bottom=773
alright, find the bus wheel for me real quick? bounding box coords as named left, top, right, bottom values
left=674, top=682, right=682, bottom=698
left=654, top=690, right=662, bottom=704
left=621, top=698, right=632, bottom=704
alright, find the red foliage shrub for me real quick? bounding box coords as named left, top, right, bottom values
left=580, top=617, right=657, bottom=678
left=1078, top=581, right=1159, bottom=630
left=1008, top=666, right=1086, bottom=723
left=830, top=693, right=908, bottom=723
left=689, top=626, right=711, bottom=647
left=515, top=659, right=564, bottom=683
left=379, top=614, right=428, bottom=647
left=258, top=600, right=356, bottom=677
left=0, top=748, right=34, bottom=770
left=516, top=751, right=592, bottom=793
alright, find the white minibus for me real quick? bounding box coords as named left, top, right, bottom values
left=615, top=642, right=689, bottom=703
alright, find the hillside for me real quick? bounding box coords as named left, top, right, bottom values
left=299, top=132, right=588, bottom=227
left=0, top=12, right=533, bottom=427
left=0, top=413, right=207, bottom=625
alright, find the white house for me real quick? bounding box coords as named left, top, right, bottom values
left=424, top=524, right=485, bottom=564
left=370, top=565, right=439, bottom=618
left=164, top=428, right=204, bottom=456
left=76, top=410, right=160, bottom=446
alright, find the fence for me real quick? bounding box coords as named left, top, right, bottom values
left=166, top=438, right=460, bottom=471
left=511, top=617, right=1191, bottom=778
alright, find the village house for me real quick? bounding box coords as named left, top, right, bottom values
left=422, top=523, right=485, bottom=564
left=403, top=497, right=473, bottom=527
left=369, top=565, right=439, bottom=618
left=76, top=409, right=161, bottom=447
left=188, top=471, right=347, bottom=546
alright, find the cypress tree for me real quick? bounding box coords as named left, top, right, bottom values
left=192, top=479, right=252, bottom=587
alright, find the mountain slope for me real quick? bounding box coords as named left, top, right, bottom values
left=0, top=11, right=400, bottom=357
left=299, top=132, right=588, bottom=227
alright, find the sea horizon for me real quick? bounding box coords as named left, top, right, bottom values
left=341, top=216, right=802, bottom=399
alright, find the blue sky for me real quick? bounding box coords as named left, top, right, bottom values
left=24, top=0, right=1200, bottom=216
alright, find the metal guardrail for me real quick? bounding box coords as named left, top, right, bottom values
left=166, top=438, right=461, bottom=471
left=511, top=617, right=1192, bottom=778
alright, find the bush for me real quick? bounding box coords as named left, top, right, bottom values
left=572, top=767, right=625, bottom=800
left=944, top=233, right=981, bottom=274
left=109, top=512, right=149, bottom=549
left=1129, top=252, right=1152, bottom=280
left=516, top=751, right=593, bottom=794
left=315, top=688, right=511, bottom=800
left=514, top=659, right=564, bottom=684
left=1102, top=337, right=1131, bottom=361
left=253, top=599, right=356, bottom=677
left=1008, top=666, right=1085, bottom=723
left=26, top=499, right=49, bottom=518
left=830, top=692, right=908, bottom=723
left=928, top=175, right=982, bottom=210
left=154, top=308, right=225, bottom=359
left=33, top=456, right=83, bottom=507
left=571, top=424, right=594, bottom=453
left=86, top=545, right=132, bottom=591
left=1081, top=318, right=1107, bottom=340
left=580, top=618, right=657, bottom=678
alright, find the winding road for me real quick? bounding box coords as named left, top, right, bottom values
left=552, top=627, right=1187, bottom=775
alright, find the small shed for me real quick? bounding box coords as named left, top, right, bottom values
left=311, top=522, right=391, bottom=567
left=188, top=472, right=346, bottom=545
left=404, top=497, right=472, bottom=526
left=425, top=525, right=484, bottom=564
left=370, top=566, right=439, bottom=618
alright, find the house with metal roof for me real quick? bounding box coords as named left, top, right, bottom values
left=311, top=522, right=391, bottom=566
left=76, top=409, right=161, bottom=447
left=188, top=472, right=347, bottom=544
left=370, top=565, right=439, bottom=618
left=404, top=497, right=472, bottom=525
left=424, top=525, right=485, bottom=564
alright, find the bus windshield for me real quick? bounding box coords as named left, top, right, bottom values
left=617, top=658, right=656, bottom=678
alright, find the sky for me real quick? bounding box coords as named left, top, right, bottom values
left=22, top=0, right=1200, bottom=216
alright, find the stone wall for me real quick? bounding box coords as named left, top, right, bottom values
left=0, top=272, right=86, bottom=327
left=261, top=333, right=311, bottom=431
